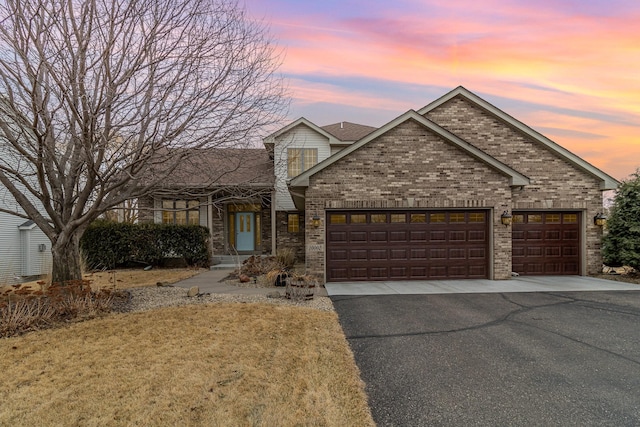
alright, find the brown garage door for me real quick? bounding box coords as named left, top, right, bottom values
left=326, top=210, right=489, bottom=282
left=512, top=212, right=580, bottom=275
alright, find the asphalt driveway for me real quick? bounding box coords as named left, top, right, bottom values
left=331, top=289, right=640, bottom=426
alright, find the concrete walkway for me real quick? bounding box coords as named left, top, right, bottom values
left=325, top=275, right=640, bottom=296
left=173, top=269, right=329, bottom=297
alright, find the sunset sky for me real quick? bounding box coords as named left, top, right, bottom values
left=245, top=0, right=639, bottom=181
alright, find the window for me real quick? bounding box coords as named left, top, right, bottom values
left=528, top=214, right=543, bottom=223
left=430, top=213, right=445, bottom=223
left=469, top=213, right=485, bottom=223
left=287, top=148, right=318, bottom=178
left=162, top=200, right=199, bottom=225
left=391, top=214, right=406, bottom=223
left=329, top=214, right=347, bottom=224
left=410, top=213, right=426, bottom=223
left=449, top=213, right=465, bottom=223
left=545, top=214, right=561, bottom=223
left=288, top=213, right=300, bottom=233
left=371, top=214, right=386, bottom=223
left=351, top=214, right=366, bottom=224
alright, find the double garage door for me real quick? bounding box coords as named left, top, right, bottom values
left=326, top=210, right=489, bottom=282
left=326, top=210, right=581, bottom=282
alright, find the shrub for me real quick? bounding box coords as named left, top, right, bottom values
left=603, top=169, right=640, bottom=270
left=276, top=247, right=296, bottom=269
left=81, top=221, right=211, bottom=269
left=1, top=281, right=116, bottom=338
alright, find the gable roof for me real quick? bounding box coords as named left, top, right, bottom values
left=418, top=86, right=619, bottom=190
left=288, top=110, right=530, bottom=208
left=263, top=117, right=339, bottom=145
left=321, top=121, right=377, bottom=142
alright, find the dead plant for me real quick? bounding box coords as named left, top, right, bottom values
left=1, top=280, right=117, bottom=338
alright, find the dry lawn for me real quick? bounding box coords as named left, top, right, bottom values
left=2, top=268, right=203, bottom=295
left=0, top=303, right=374, bottom=426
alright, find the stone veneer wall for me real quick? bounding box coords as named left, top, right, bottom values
left=304, top=119, right=513, bottom=283
left=137, top=196, right=154, bottom=223
left=425, top=96, right=605, bottom=275
left=275, top=211, right=305, bottom=262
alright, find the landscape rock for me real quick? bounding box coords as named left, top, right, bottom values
left=239, top=274, right=251, bottom=283
left=187, top=286, right=199, bottom=297
left=266, top=291, right=281, bottom=299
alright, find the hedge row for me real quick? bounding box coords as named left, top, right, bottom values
left=80, top=221, right=211, bottom=269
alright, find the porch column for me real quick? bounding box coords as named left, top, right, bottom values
left=271, top=190, right=276, bottom=255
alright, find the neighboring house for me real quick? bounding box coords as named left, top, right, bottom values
left=0, top=198, right=51, bottom=285
left=143, top=86, right=619, bottom=284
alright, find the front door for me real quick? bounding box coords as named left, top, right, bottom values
left=235, top=212, right=255, bottom=251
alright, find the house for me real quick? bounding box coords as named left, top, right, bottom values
left=0, top=202, right=51, bottom=285
left=143, top=86, right=619, bottom=284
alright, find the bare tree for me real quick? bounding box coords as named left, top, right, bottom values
left=0, top=0, right=287, bottom=283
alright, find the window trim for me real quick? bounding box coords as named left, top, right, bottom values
left=161, top=199, right=200, bottom=225
left=287, top=148, right=318, bottom=178
left=287, top=213, right=301, bottom=233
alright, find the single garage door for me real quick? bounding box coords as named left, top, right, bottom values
left=512, top=211, right=580, bottom=275
left=326, top=210, right=489, bottom=282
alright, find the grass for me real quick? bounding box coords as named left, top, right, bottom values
left=1, top=267, right=203, bottom=295
left=0, top=302, right=374, bottom=426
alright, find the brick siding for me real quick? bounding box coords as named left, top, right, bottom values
left=304, top=119, right=514, bottom=282
left=275, top=211, right=305, bottom=261
left=426, top=96, right=604, bottom=274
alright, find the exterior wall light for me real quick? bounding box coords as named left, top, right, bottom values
left=500, top=211, right=513, bottom=226
left=311, top=213, right=321, bottom=228
left=594, top=213, right=607, bottom=227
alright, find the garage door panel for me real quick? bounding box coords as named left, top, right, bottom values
left=350, top=249, right=368, bottom=260
left=430, top=248, right=447, bottom=259
left=349, top=231, right=368, bottom=242
left=390, top=249, right=408, bottom=260
left=469, top=248, right=486, bottom=258
left=411, top=248, right=427, bottom=260
left=329, top=268, right=348, bottom=281
left=449, top=248, right=466, bottom=259
left=429, top=266, right=447, bottom=278
left=469, top=265, right=487, bottom=277
left=370, top=267, right=388, bottom=278
left=449, top=265, right=468, bottom=277
left=410, top=231, right=427, bottom=241
left=329, top=231, right=347, bottom=243
left=410, top=266, right=428, bottom=277
left=328, top=249, right=348, bottom=261
left=430, top=231, right=446, bottom=241
left=545, top=230, right=561, bottom=240
left=469, top=230, right=486, bottom=241
left=326, top=210, right=489, bottom=281
left=526, top=230, right=543, bottom=240
left=545, top=247, right=561, bottom=257
left=449, top=231, right=466, bottom=241
left=370, top=231, right=388, bottom=242
left=389, top=267, right=407, bottom=278
left=528, top=247, right=543, bottom=257
left=350, top=268, right=368, bottom=279
left=370, top=249, right=387, bottom=259
left=513, top=211, right=580, bottom=276
left=389, top=231, right=407, bottom=242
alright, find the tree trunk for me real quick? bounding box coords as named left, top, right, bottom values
left=51, top=235, right=83, bottom=284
